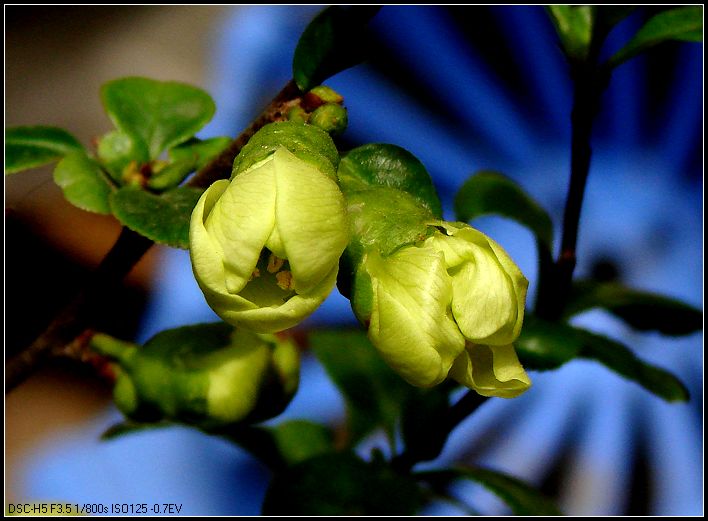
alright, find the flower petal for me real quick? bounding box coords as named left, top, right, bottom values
left=271, top=147, right=349, bottom=292
left=367, top=248, right=465, bottom=387
left=204, top=157, right=277, bottom=294
left=450, top=343, right=531, bottom=398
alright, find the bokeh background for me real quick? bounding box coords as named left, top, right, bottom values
left=5, top=5, right=703, bottom=515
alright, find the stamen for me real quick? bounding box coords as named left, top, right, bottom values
left=267, top=254, right=286, bottom=273
left=276, top=271, right=294, bottom=291
left=249, top=268, right=261, bottom=281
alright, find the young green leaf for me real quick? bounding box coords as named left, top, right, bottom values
left=454, top=170, right=554, bottom=250
left=97, top=130, right=148, bottom=183
left=109, top=185, right=204, bottom=248
left=608, top=6, right=703, bottom=68
left=53, top=151, right=113, bottom=214
left=338, top=143, right=442, bottom=217
left=266, top=420, right=335, bottom=467
left=101, top=77, right=216, bottom=160
left=566, top=280, right=703, bottom=336
left=547, top=5, right=594, bottom=60
left=419, top=467, right=562, bottom=516
left=5, top=126, right=84, bottom=175
left=514, top=315, right=584, bottom=371
left=262, top=451, right=424, bottom=515
left=309, top=329, right=412, bottom=445
left=168, top=136, right=232, bottom=170
left=576, top=328, right=689, bottom=402
left=146, top=157, right=197, bottom=192
left=293, top=6, right=381, bottom=92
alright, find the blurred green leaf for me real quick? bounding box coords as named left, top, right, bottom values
left=293, top=6, right=381, bottom=91
left=454, top=170, right=553, bottom=250
left=101, top=77, right=216, bottom=159
left=419, top=466, right=562, bottom=516
left=267, top=420, right=335, bottom=467
left=608, top=6, right=703, bottom=67
left=109, top=185, right=204, bottom=248
left=169, top=136, right=232, bottom=170
left=262, top=451, right=423, bottom=515
left=97, top=130, right=148, bottom=183
left=566, top=280, right=703, bottom=336
left=547, top=5, right=594, bottom=60
left=593, top=6, right=637, bottom=33
left=5, top=126, right=84, bottom=174
left=339, top=143, right=442, bottom=217
left=515, top=315, right=584, bottom=371
left=146, top=157, right=197, bottom=191
left=309, top=329, right=411, bottom=445
left=53, top=151, right=113, bottom=214
left=576, top=328, right=689, bottom=402
left=101, top=420, right=171, bottom=441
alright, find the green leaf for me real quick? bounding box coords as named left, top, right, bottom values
left=515, top=315, right=584, bottom=371
left=101, top=420, right=171, bottom=441
left=454, top=170, right=553, bottom=250
left=338, top=143, right=442, bottom=217
left=109, top=185, right=204, bottom=248
left=169, top=136, right=232, bottom=170
left=293, top=6, right=382, bottom=91
left=53, top=151, right=113, bottom=214
left=262, top=452, right=424, bottom=515
left=576, top=328, right=689, bottom=402
left=146, top=157, right=197, bottom=192
left=309, top=329, right=412, bottom=445
left=608, top=6, right=703, bottom=68
left=97, top=130, right=148, bottom=183
left=5, top=126, right=84, bottom=174
left=419, top=467, right=562, bottom=516
left=566, top=280, right=703, bottom=336
left=101, top=77, right=216, bottom=160
left=267, top=420, right=335, bottom=467
left=547, top=5, right=594, bottom=60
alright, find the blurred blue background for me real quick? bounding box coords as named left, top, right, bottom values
left=8, top=6, right=703, bottom=515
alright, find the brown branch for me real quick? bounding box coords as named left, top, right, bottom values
left=5, top=80, right=304, bottom=394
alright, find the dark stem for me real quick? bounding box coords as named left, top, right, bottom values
left=5, top=80, right=304, bottom=394
left=536, top=58, right=609, bottom=319
left=391, top=391, right=489, bottom=473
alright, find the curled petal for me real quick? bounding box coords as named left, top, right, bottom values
left=367, top=248, right=465, bottom=387
left=450, top=342, right=531, bottom=398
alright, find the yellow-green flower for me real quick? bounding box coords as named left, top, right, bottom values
left=92, top=324, right=300, bottom=429
left=190, top=141, right=349, bottom=333
left=364, top=221, right=530, bottom=397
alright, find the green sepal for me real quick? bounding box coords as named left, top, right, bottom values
left=338, top=143, right=442, bottom=217
left=232, top=121, right=340, bottom=179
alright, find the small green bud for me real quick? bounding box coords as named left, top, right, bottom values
left=307, top=85, right=344, bottom=104
left=286, top=106, right=309, bottom=124
left=309, top=103, right=348, bottom=136
left=95, top=325, right=300, bottom=429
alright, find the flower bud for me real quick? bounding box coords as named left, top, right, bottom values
left=190, top=122, right=349, bottom=332
left=357, top=221, right=531, bottom=397
left=94, top=325, right=300, bottom=429
left=309, top=103, right=348, bottom=136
